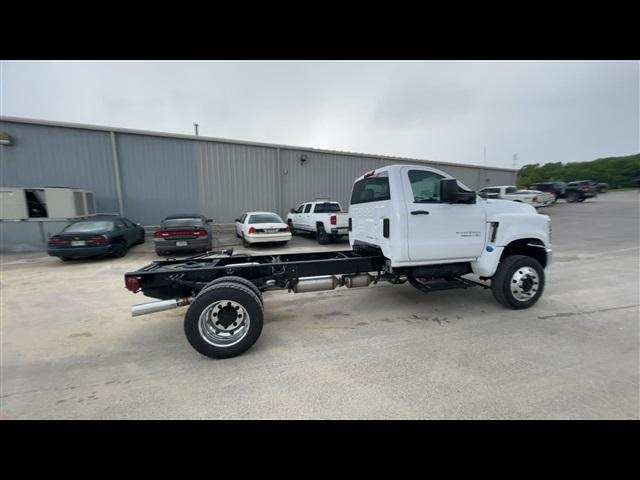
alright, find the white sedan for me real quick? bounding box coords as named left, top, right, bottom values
left=235, top=211, right=292, bottom=247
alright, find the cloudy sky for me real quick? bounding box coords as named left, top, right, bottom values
left=1, top=61, right=638, bottom=169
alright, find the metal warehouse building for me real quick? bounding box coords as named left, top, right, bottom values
left=0, top=116, right=517, bottom=250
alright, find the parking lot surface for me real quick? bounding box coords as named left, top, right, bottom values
left=1, top=191, right=638, bottom=419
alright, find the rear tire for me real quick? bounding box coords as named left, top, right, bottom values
left=112, top=242, right=127, bottom=258
left=317, top=226, right=330, bottom=245
left=566, top=192, right=578, bottom=203
left=184, top=282, right=264, bottom=359
left=577, top=198, right=585, bottom=202
left=199, top=276, right=264, bottom=304
left=242, top=235, right=251, bottom=248
left=491, top=255, right=545, bottom=309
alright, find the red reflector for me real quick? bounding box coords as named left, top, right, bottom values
left=125, top=277, right=140, bottom=293
left=330, top=214, right=337, bottom=225
left=248, top=227, right=256, bottom=234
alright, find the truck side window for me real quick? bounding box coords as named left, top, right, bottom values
left=350, top=173, right=390, bottom=204
left=408, top=170, right=444, bottom=203
left=304, top=204, right=312, bottom=213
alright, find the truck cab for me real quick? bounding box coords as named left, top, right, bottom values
left=348, top=165, right=552, bottom=279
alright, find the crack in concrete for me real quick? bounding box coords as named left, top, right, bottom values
left=538, top=304, right=640, bottom=320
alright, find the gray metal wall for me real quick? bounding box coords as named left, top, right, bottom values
left=0, top=122, right=120, bottom=213
left=0, top=119, right=518, bottom=231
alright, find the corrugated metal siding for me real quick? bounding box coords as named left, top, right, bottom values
left=116, top=134, right=200, bottom=225
left=0, top=122, right=119, bottom=213
left=0, top=119, right=518, bottom=235
left=197, top=142, right=279, bottom=222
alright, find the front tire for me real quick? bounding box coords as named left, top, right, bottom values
left=491, top=255, right=545, bottom=309
left=184, top=282, right=264, bottom=359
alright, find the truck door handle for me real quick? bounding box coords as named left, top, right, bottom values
left=411, top=210, right=430, bottom=215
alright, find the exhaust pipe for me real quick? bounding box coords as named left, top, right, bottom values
left=292, top=273, right=376, bottom=293
left=131, top=296, right=194, bottom=317
left=292, top=275, right=340, bottom=293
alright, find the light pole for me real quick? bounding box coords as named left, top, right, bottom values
left=194, top=123, right=199, bottom=136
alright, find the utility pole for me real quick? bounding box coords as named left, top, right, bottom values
left=513, top=153, right=519, bottom=168
left=194, top=123, right=199, bottom=136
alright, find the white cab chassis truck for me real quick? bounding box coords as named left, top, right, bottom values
left=125, top=164, right=552, bottom=359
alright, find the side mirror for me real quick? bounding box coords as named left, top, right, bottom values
left=440, top=179, right=460, bottom=203
left=290, top=208, right=295, bottom=214
left=234, top=218, right=240, bottom=223
left=440, top=178, right=476, bottom=204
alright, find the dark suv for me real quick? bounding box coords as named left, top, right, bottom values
left=566, top=181, right=598, bottom=202
left=529, top=182, right=567, bottom=203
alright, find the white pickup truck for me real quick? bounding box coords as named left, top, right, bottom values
left=477, top=185, right=554, bottom=208
left=286, top=200, right=349, bottom=244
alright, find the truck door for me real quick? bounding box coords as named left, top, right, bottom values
left=301, top=203, right=313, bottom=231
left=402, top=167, right=486, bottom=262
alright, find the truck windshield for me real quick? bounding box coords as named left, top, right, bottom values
left=249, top=214, right=282, bottom=224
left=351, top=175, right=390, bottom=204
left=63, top=221, right=114, bottom=233
left=314, top=202, right=341, bottom=213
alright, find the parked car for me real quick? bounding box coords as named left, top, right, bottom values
left=235, top=211, right=291, bottom=247
left=47, top=215, right=145, bottom=260
left=529, top=182, right=568, bottom=202
left=286, top=200, right=349, bottom=244
left=153, top=214, right=213, bottom=255
left=477, top=186, right=553, bottom=208
left=566, top=181, right=598, bottom=202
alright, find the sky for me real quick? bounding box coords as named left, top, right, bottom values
left=1, top=60, right=638, bottom=169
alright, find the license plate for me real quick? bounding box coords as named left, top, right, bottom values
left=71, top=241, right=86, bottom=246
left=266, top=229, right=278, bottom=233
left=176, top=241, right=188, bottom=247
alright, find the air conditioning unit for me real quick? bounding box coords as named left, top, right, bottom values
left=0, top=187, right=97, bottom=220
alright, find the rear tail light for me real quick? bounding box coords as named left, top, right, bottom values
left=125, top=277, right=141, bottom=293
left=153, top=229, right=208, bottom=238
left=88, top=236, right=110, bottom=245
left=330, top=214, right=337, bottom=226
left=282, top=225, right=290, bottom=232
left=48, top=238, right=70, bottom=246
left=248, top=227, right=256, bottom=234
left=581, top=187, right=589, bottom=192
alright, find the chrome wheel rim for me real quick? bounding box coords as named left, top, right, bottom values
left=198, top=300, right=250, bottom=347
left=510, top=267, right=540, bottom=301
